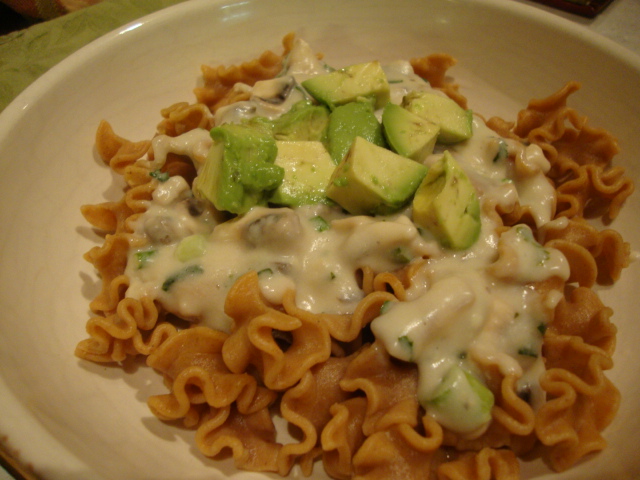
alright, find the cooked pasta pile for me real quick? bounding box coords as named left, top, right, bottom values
left=76, top=33, right=633, bottom=479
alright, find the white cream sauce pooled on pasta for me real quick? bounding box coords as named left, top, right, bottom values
left=124, top=38, right=570, bottom=437
left=126, top=193, right=436, bottom=332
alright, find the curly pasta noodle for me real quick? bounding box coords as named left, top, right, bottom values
left=194, top=33, right=296, bottom=112
left=486, top=81, right=634, bottom=222
left=75, top=35, right=632, bottom=479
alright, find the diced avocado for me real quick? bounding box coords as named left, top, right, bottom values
left=381, top=103, right=440, bottom=161
left=424, top=365, right=494, bottom=435
left=193, top=123, right=283, bottom=215
left=327, top=101, right=386, bottom=164
left=175, top=234, right=208, bottom=262
left=402, top=91, right=473, bottom=144
left=268, top=141, right=336, bottom=207
left=412, top=151, right=480, bottom=250
left=242, top=116, right=276, bottom=135
left=301, top=61, right=390, bottom=110
left=272, top=100, right=330, bottom=142
left=326, top=136, right=428, bottom=215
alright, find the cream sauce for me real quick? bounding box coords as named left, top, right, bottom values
left=145, top=128, right=213, bottom=171
left=124, top=42, right=572, bottom=436
left=126, top=203, right=437, bottom=332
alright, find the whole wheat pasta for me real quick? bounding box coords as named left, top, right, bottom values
left=76, top=34, right=632, bottom=479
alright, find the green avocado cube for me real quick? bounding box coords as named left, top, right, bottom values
left=272, top=100, right=330, bottom=142
left=402, top=91, right=473, bottom=144
left=268, top=141, right=336, bottom=207
left=302, top=61, right=390, bottom=110
left=193, top=123, right=283, bottom=214
left=327, top=101, right=386, bottom=164
left=382, top=103, right=440, bottom=161
left=326, top=136, right=428, bottom=215
left=412, top=151, right=480, bottom=250
left=424, top=365, right=494, bottom=435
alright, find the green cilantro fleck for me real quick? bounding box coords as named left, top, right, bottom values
left=150, top=170, right=170, bottom=182
left=162, top=264, right=204, bottom=291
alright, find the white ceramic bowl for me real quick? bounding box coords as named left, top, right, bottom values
left=1, top=0, right=639, bottom=479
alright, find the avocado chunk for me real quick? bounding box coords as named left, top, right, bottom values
left=382, top=103, right=440, bottom=161
left=193, top=123, right=283, bottom=214
left=412, top=151, right=481, bottom=250
left=326, top=136, right=428, bottom=215
left=327, top=101, right=386, bottom=164
left=301, top=61, right=390, bottom=110
left=268, top=141, right=336, bottom=207
left=272, top=100, right=330, bottom=142
left=402, top=91, right=473, bottom=144
left=424, top=365, right=494, bottom=435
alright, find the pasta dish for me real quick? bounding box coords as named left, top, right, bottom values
left=75, top=34, right=633, bottom=479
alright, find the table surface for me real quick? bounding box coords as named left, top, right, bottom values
left=1, top=0, right=639, bottom=478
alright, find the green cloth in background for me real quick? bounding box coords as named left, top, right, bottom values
left=0, top=0, right=186, bottom=112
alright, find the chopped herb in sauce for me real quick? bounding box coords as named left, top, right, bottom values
left=517, top=347, right=538, bottom=358
left=150, top=170, right=170, bottom=182
left=134, top=250, right=156, bottom=269
left=162, top=264, right=204, bottom=291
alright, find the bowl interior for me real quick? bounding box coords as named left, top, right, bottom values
left=0, top=0, right=639, bottom=479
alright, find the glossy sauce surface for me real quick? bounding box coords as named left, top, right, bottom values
left=125, top=39, right=569, bottom=435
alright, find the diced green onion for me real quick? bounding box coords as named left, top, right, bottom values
left=175, top=234, right=208, bottom=262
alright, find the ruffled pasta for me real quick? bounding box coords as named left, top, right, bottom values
left=194, top=33, right=295, bottom=113
left=95, top=120, right=152, bottom=175
left=543, top=217, right=630, bottom=286
left=195, top=404, right=281, bottom=472
left=536, top=333, right=619, bottom=472
left=340, top=341, right=419, bottom=436
left=410, top=53, right=467, bottom=109
left=156, top=102, right=214, bottom=137
left=482, top=84, right=628, bottom=474
left=76, top=121, right=176, bottom=362
left=221, top=271, right=333, bottom=391
left=146, top=326, right=277, bottom=426
left=436, top=448, right=520, bottom=480
left=279, top=356, right=355, bottom=475
left=75, top=35, right=632, bottom=480
left=321, top=397, right=368, bottom=479
left=486, top=81, right=634, bottom=222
